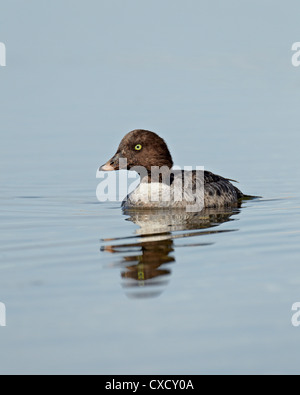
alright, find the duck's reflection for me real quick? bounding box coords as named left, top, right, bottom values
left=101, top=207, right=240, bottom=298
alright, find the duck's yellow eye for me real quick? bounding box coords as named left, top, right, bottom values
left=134, top=144, right=142, bottom=151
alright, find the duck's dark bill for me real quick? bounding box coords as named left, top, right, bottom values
left=99, top=152, right=121, bottom=171
left=99, top=162, right=116, bottom=171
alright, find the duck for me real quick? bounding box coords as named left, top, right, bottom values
left=99, top=129, right=244, bottom=211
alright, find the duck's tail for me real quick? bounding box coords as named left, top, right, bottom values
left=241, top=194, right=262, bottom=200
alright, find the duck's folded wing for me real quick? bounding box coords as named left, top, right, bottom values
left=202, top=171, right=243, bottom=201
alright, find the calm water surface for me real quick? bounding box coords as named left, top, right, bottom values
left=1, top=1, right=300, bottom=374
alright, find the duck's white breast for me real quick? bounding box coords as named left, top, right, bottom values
left=126, top=182, right=173, bottom=207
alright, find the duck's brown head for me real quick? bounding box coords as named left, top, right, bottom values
left=99, top=129, right=173, bottom=172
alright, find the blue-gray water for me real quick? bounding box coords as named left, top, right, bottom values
left=1, top=1, right=300, bottom=374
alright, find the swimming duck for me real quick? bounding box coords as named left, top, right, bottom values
left=99, top=129, right=243, bottom=210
